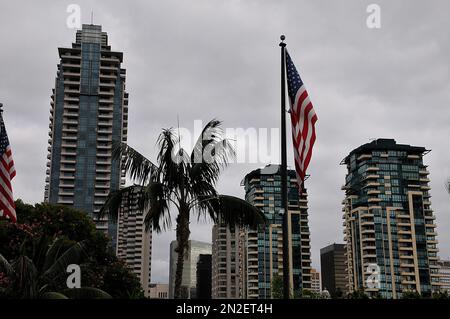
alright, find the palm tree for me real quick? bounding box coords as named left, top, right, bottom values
left=100, top=119, right=266, bottom=299
left=0, top=237, right=111, bottom=299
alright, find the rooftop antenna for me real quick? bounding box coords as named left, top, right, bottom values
left=91, top=10, right=94, bottom=25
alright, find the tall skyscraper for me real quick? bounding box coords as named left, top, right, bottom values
left=116, top=187, right=152, bottom=297
left=169, top=240, right=212, bottom=299
left=342, top=139, right=440, bottom=298
left=242, top=164, right=312, bottom=298
left=320, top=243, right=347, bottom=297
left=310, top=268, right=321, bottom=294
left=45, top=24, right=128, bottom=243
left=438, top=260, right=450, bottom=293
left=196, top=254, right=212, bottom=299
left=211, top=223, right=246, bottom=299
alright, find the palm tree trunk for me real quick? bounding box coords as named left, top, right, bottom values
left=174, top=206, right=190, bottom=299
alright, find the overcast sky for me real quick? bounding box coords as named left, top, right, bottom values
left=1, top=0, right=449, bottom=284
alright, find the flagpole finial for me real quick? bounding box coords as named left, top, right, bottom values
left=279, top=35, right=286, bottom=47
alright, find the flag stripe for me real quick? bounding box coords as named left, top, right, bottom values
left=0, top=115, right=16, bottom=222
left=285, top=50, right=317, bottom=192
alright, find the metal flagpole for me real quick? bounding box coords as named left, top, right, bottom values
left=279, top=35, right=291, bottom=299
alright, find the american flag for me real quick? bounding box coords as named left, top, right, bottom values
left=0, top=111, right=16, bottom=222
left=285, top=50, right=317, bottom=191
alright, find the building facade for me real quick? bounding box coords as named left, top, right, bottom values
left=310, top=268, right=321, bottom=294
left=116, top=187, right=152, bottom=297
left=211, top=224, right=246, bottom=299
left=438, top=260, right=450, bottom=293
left=320, top=243, right=347, bottom=297
left=243, top=164, right=312, bottom=298
left=342, top=139, right=440, bottom=298
left=196, top=254, right=212, bottom=299
left=169, top=240, right=212, bottom=299
left=45, top=24, right=128, bottom=244
left=149, top=283, right=169, bottom=299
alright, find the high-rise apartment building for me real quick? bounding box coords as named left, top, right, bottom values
left=211, top=224, right=246, bottom=299
left=242, top=164, right=312, bottom=298
left=45, top=24, right=128, bottom=243
left=116, top=187, right=152, bottom=297
left=310, top=268, right=321, bottom=294
left=438, top=260, right=450, bottom=293
left=320, top=243, right=347, bottom=297
left=342, top=139, right=440, bottom=298
left=169, top=240, right=212, bottom=299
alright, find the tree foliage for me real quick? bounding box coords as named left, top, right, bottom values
left=271, top=274, right=283, bottom=299
left=0, top=200, right=144, bottom=299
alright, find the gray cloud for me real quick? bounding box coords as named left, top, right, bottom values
left=1, top=0, right=449, bottom=284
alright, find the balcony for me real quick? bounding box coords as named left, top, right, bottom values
left=363, top=174, right=379, bottom=181
left=99, top=98, right=114, bottom=104
left=100, top=73, right=117, bottom=80
left=98, top=106, right=113, bottom=112
left=365, top=182, right=381, bottom=188
left=58, top=190, right=74, bottom=196
left=62, top=128, right=78, bottom=133
left=64, top=96, right=79, bottom=102
left=100, top=65, right=118, bottom=71
left=397, top=222, right=411, bottom=227
left=99, top=90, right=114, bottom=96
left=357, top=154, right=372, bottom=161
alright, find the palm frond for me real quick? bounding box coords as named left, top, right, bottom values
left=190, top=138, right=235, bottom=187
left=42, top=241, right=86, bottom=283
left=157, top=128, right=183, bottom=190
left=40, top=291, right=69, bottom=299
left=32, top=236, right=53, bottom=273
left=202, top=195, right=267, bottom=229
left=11, top=256, right=38, bottom=298
left=113, top=142, right=157, bottom=184
left=139, top=181, right=172, bottom=233
left=190, top=119, right=223, bottom=163
left=98, top=185, right=139, bottom=220
left=42, top=238, right=69, bottom=273
left=189, top=120, right=235, bottom=204
left=0, top=254, right=14, bottom=277
left=62, top=287, right=112, bottom=299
